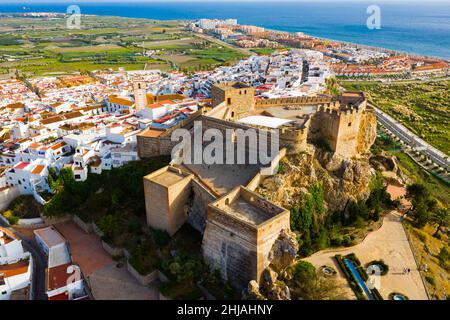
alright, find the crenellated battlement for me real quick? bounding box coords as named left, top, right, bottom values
left=255, top=95, right=334, bottom=108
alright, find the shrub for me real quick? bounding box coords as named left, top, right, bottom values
left=2, top=210, right=19, bottom=225
left=437, top=247, right=449, bottom=268
left=127, top=216, right=142, bottom=237
left=425, top=276, right=436, bottom=286
left=159, top=280, right=203, bottom=300
left=342, top=235, right=353, bottom=247
left=367, top=260, right=389, bottom=276
left=153, top=229, right=170, bottom=247
left=97, top=214, right=120, bottom=244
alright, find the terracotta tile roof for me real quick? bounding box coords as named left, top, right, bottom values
left=139, top=128, right=165, bottom=138
left=108, top=95, right=134, bottom=107
left=6, top=102, right=25, bottom=109
left=0, top=260, right=29, bottom=278
left=50, top=142, right=66, bottom=150
left=47, top=263, right=74, bottom=291
left=31, top=165, right=45, bottom=175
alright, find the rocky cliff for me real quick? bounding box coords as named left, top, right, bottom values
left=257, top=146, right=376, bottom=213
left=357, top=109, right=378, bottom=155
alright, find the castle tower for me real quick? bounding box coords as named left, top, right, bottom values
left=211, top=82, right=255, bottom=120
left=143, top=166, right=193, bottom=236
left=133, top=79, right=148, bottom=112
left=202, top=186, right=290, bottom=290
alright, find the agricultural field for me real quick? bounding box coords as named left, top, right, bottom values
left=342, top=80, right=450, bottom=155
left=144, top=37, right=248, bottom=71
left=0, top=14, right=247, bottom=77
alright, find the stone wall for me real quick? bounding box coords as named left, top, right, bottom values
left=137, top=110, right=202, bottom=159
left=187, top=180, right=217, bottom=234
left=255, top=95, right=334, bottom=108
left=0, top=186, right=20, bottom=211
left=202, top=208, right=258, bottom=290
left=211, top=83, right=255, bottom=119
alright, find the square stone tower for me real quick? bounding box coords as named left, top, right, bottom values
left=143, top=166, right=193, bottom=236
left=202, top=186, right=290, bottom=290
left=133, top=79, right=148, bottom=112
left=211, top=82, right=255, bottom=120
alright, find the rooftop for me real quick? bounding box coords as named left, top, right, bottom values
left=238, top=115, right=293, bottom=129
left=145, top=166, right=191, bottom=188
left=211, top=186, right=287, bottom=226
left=139, top=128, right=165, bottom=138
left=47, top=263, right=75, bottom=291
left=0, top=259, right=29, bottom=279
left=34, top=227, right=66, bottom=248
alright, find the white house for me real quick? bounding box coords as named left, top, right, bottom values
left=0, top=258, right=32, bottom=300
left=5, top=160, right=50, bottom=195
left=0, top=228, right=32, bottom=301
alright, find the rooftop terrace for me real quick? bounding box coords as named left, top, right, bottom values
left=144, top=166, right=192, bottom=188
left=212, top=186, right=287, bottom=227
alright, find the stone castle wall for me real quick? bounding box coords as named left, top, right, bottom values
left=202, top=187, right=290, bottom=290
left=255, top=95, right=334, bottom=108
left=202, top=206, right=259, bottom=289
left=187, top=180, right=217, bottom=234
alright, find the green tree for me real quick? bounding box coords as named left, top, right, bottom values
left=405, top=183, right=438, bottom=228
left=285, top=261, right=343, bottom=300
left=430, top=208, right=449, bottom=237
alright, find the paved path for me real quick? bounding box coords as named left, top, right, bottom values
left=304, top=211, right=428, bottom=300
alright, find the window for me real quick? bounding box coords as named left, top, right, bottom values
left=75, top=175, right=81, bottom=179
left=1, top=291, right=7, bottom=295
left=348, top=122, right=352, bottom=127
left=227, top=98, right=231, bottom=105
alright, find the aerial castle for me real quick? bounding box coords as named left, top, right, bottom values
left=139, top=82, right=377, bottom=290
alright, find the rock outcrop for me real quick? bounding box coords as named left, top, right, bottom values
left=257, top=146, right=376, bottom=213
left=242, top=229, right=299, bottom=300
left=357, top=109, right=377, bottom=154
left=267, top=229, right=299, bottom=273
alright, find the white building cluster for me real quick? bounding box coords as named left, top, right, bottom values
left=197, top=19, right=238, bottom=30
left=0, top=71, right=200, bottom=198
left=1, top=48, right=332, bottom=196
left=194, top=50, right=332, bottom=98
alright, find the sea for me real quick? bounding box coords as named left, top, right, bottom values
left=1, top=1, right=449, bottom=60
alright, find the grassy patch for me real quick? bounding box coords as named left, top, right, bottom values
left=341, top=80, right=450, bottom=155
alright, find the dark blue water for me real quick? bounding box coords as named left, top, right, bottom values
left=1, top=1, right=449, bottom=59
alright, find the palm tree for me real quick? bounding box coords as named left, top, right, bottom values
left=430, top=208, right=449, bottom=237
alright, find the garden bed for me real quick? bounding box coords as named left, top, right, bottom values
left=335, top=253, right=383, bottom=300
left=1, top=195, right=43, bottom=225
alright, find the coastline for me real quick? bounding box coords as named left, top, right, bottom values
left=0, top=4, right=449, bottom=61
